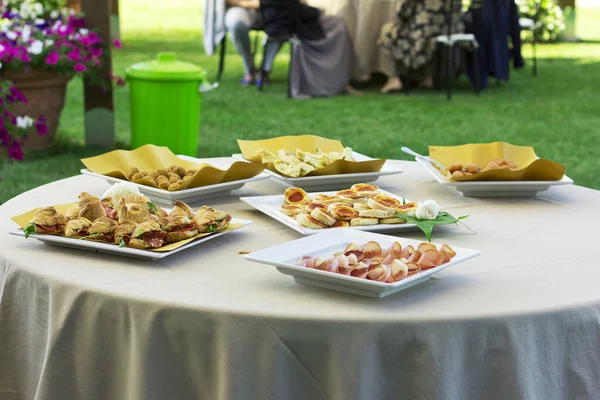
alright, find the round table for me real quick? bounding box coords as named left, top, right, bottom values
left=1, top=160, right=599, bottom=400
left=308, top=0, right=401, bottom=81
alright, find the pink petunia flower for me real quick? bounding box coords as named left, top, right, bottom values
left=46, top=52, right=60, bottom=65
left=35, top=121, right=48, bottom=136
left=10, top=87, right=28, bottom=103
left=67, top=49, right=80, bottom=61
left=8, top=140, right=24, bottom=161
left=90, top=47, right=103, bottom=57
left=113, top=39, right=122, bottom=49
left=87, top=32, right=100, bottom=44
left=74, top=63, right=86, bottom=72
left=0, top=128, right=9, bottom=146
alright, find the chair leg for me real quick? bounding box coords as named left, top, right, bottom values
left=217, top=36, right=226, bottom=82
left=472, top=47, right=480, bottom=95
left=532, top=35, right=537, bottom=77
left=446, top=45, right=453, bottom=101
left=287, top=41, right=294, bottom=99
left=258, top=40, right=269, bottom=92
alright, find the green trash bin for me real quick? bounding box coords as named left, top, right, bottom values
left=126, top=52, right=216, bottom=157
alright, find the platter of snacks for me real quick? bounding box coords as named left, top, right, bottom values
left=406, top=142, right=573, bottom=197
left=9, top=184, right=251, bottom=260
left=80, top=144, right=269, bottom=206
left=240, top=184, right=463, bottom=237
left=234, top=135, right=402, bottom=190
left=245, top=229, right=480, bottom=298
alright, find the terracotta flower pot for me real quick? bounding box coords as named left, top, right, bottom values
left=3, top=69, right=71, bottom=150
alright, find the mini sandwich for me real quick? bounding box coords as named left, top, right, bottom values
left=350, top=217, right=378, bottom=226
left=297, top=213, right=327, bottom=229
left=78, top=192, right=106, bottom=221
left=305, top=202, right=326, bottom=213
left=101, top=197, right=117, bottom=220
left=164, top=215, right=198, bottom=243
left=117, top=201, right=152, bottom=224
left=358, top=209, right=394, bottom=218
left=169, top=200, right=194, bottom=218
left=65, top=217, right=93, bottom=237
left=121, top=194, right=150, bottom=206
left=395, top=202, right=418, bottom=215
left=310, top=208, right=336, bottom=226
left=27, top=207, right=67, bottom=235
left=313, top=194, right=339, bottom=205
left=114, top=221, right=138, bottom=247
left=194, top=206, right=232, bottom=233
left=129, top=221, right=166, bottom=249
left=87, top=216, right=118, bottom=242
left=284, top=187, right=310, bottom=205
left=367, top=197, right=399, bottom=215
left=335, top=189, right=367, bottom=204
left=280, top=204, right=305, bottom=218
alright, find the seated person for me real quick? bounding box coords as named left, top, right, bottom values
left=225, top=0, right=282, bottom=86
left=378, top=0, right=463, bottom=93
left=261, top=0, right=361, bottom=98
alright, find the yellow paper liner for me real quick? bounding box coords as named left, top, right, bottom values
left=11, top=203, right=243, bottom=253
left=237, top=135, right=386, bottom=177
left=429, top=142, right=566, bottom=182
left=81, top=144, right=267, bottom=191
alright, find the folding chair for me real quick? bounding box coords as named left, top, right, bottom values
left=216, top=22, right=262, bottom=82
left=519, top=0, right=542, bottom=77
left=435, top=0, right=481, bottom=100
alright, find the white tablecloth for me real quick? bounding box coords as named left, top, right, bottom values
left=1, top=160, right=599, bottom=400
left=308, top=0, right=401, bottom=80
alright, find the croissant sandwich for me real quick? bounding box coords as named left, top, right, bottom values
left=65, top=217, right=93, bottom=237
left=194, top=206, right=231, bottom=233
left=87, top=217, right=118, bottom=242
left=117, top=202, right=152, bottom=224
left=101, top=197, right=117, bottom=220
left=29, top=207, right=67, bottom=234
left=169, top=201, right=194, bottom=218
left=121, top=194, right=150, bottom=206
left=78, top=192, right=107, bottom=222
left=129, top=221, right=166, bottom=249
left=65, top=206, right=81, bottom=222
left=164, top=215, right=198, bottom=243
left=114, top=220, right=138, bottom=246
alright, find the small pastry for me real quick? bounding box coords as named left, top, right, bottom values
left=78, top=192, right=106, bottom=222
left=170, top=200, right=194, bottom=218
left=327, top=203, right=358, bottom=220
left=358, top=209, right=393, bottom=218
left=65, top=206, right=80, bottom=222
left=310, top=208, right=336, bottom=226
left=114, top=220, right=138, bottom=246
left=280, top=204, right=305, bottom=217
left=117, top=202, right=152, bottom=224
left=164, top=215, right=198, bottom=243
left=87, top=216, right=117, bottom=242
left=65, top=217, right=93, bottom=237
left=379, top=217, right=406, bottom=225
left=129, top=221, right=166, bottom=249
left=284, top=187, right=310, bottom=205
left=350, top=217, right=378, bottom=226
left=350, top=183, right=379, bottom=197
left=29, top=207, right=67, bottom=234
left=194, top=207, right=231, bottom=233
left=296, top=213, right=327, bottom=229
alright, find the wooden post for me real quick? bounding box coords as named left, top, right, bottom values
left=81, top=0, right=115, bottom=148
left=110, top=0, right=120, bottom=39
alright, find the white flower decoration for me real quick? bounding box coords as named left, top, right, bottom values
left=50, top=10, right=59, bottom=19
left=415, top=200, right=440, bottom=220
left=6, top=31, right=17, bottom=40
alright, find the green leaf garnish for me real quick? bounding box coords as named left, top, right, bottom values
left=147, top=202, right=158, bottom=216
left=208, top=224, right=217, bottom=233
left=401, top=196, right=406, bottom=205
left=397, top=211, right=469, bottom=242
left=24, top=222, right=36, bottom=238
left=119, top=237, right=126, bottom=248
left=83, top=233, right=103, bottom=239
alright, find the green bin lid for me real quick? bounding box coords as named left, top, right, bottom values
left=126, top=52, right=207, bottom=81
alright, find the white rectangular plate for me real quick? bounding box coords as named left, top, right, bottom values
left=416, top=157, right=573, bottom=197
left=241, top=189, right=422, bottom=236
left=10, top=218, right=252, bottom=261
left=80, top=155, right=270, bottom=206
left=232, top=151, right=402, bottom=191
left=245, top=229, right=480, bottom=298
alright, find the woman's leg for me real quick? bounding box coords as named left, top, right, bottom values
left=224, top=8, right=259, bottom=82
left=380, top=51, right=403, bottom=93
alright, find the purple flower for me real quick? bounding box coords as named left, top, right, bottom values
left=9, top=87, right=28, bottom=103
left=74, top=63, right=86, bottom=72
left=0, top=128, right=9, bottom=146
left=8, top=140, right=23, bottom=161
left=116, top=77, right=126, bottom=87
left=46, top=51, right=60, bottom=65
left=87, top=32, right=100, bottom=44
left=18, top=53, right=31, bottom=63
left=56, top=24, right=73, bottom=37
left=67, top=49, right=80, bottom=61
left=69, top=15, right=87, bottom=28
left=113, top=39, right=122, bottom=49
left=35, top=121, right=48, bottom=136
left=90, top=47, right=103, bottom=57
left=3, top=111, right=16, bottom=125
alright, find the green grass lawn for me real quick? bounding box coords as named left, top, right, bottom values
left=1, top=1, right=600, bottom=203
